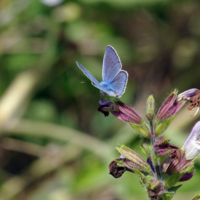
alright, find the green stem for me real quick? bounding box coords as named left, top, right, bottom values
left=150, top=120, right=158, bottom=179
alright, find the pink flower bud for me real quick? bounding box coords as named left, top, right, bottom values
left=156, top=90, right=178, bottom=120
left=98, top=99, right=142, bottom=124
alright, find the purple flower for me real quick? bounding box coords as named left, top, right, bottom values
left=163, top=151, right=193, bottom=175
left=98, top=99, right=142, bottom=124
left=147, top=180, right=164, bottom=199
left=109, top=158, right=134, bottom=178
left=97, top=99, right=119, bottom=117
left=156, top=89, right=185, bottom=121
left=179, top=172, right=194, bottom=182
left=154, top=136, right=178, bottom=155
left=177, top=88, right=199, bottom=101
left=161, top=101, right=185, bottom=119
left=182, top=121, right=200, bottom=160
left=155, top=136, right=194, bottom=181
left=109, top=144, right=153, bottom=178
left=177, top=88, right=200, bottom=116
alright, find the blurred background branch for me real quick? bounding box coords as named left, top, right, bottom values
left=3, top=119, right=111, bottom=159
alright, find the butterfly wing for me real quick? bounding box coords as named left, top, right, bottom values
left=102, top=45, right=122, bottom=82
left=76, top=61, right=100, bottom=86
left=108, top=70, right=128, bottom=97
left=77, top=45, right=128, bottom=97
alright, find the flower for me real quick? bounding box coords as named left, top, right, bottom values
left=109, top=144, right=153, bottom=178
left=109, top=158, right=134, bottom=178
left=116, top=144, right=152, bottom=173
left=177, top=88, right=199, bottom=101
left=153, top=136, right=195, bottom=182
left=179, top=172, right=194, bottom=182
left=162, top=149, right=193, bottom=175
left=98, top=99, right=142, bottom=124
left=177, top=88, right=200, bottom=115
left=154, top=136, right=178, bottom=156
left=97, top=99, right=119, bottom=117
left=156, top=89, right=185, bottom=121
left=182, top=121, right=200, bottom=160
left=147, top=180, right=164, bottom=199
left=154, top=90, right=185, bottom=135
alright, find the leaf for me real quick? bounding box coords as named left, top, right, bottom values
left=155, top=116, right=175, bottom=136
left=192, top=192, right=200, bottom=200
left=129, top=123, right=150, bottom=137
left=164, top=173, right=184, bottom=189
left=152, top=154, right=169, bottom=166
left=134, top=169, right=152, bottom=187
left=168, top=184, right=182, bottom=193
left=162, top=192, right=174, bottom=200
left=141, top=138, right=152, bottom=156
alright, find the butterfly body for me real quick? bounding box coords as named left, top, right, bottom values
left=77, top=45, right=128, bottom=98
left=98, top=81, right=118, bottom=97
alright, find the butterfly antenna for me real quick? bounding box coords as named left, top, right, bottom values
left=81, top=81, right=90, bottom=84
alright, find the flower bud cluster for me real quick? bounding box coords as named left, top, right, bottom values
left=98, top=99, right=142, bottom=124
left=85, top=77, right=200, bottom=199
left=97, top=88, right=200, bottom=199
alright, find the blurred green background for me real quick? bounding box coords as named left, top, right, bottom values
left=0, top=0, right=200, bottom=199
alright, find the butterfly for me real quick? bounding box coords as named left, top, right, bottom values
left=76, top=45, right=128, bottom=98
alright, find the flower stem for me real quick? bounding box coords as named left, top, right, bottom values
left=150, top=120, right=158, bottom=179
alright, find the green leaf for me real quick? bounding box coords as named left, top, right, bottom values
left=147, top=179, right=161, bottom=190
left=141, top=138, right=152, bottom=156
left=129, top=123, right=150, bottom=137
left=168, top=185, right=182, bottom=193
left=134, top=169, right=152, bottom=187
left=192, top=192, right=200, bottom=200
left=162, top=192, right=174, bottom=200
left=153, top=154, right=169, bottom=166
left=164, top=173, right=184, bottom=189
left=183, top=165, right=194, bottom=173
left=155, top=116, right=175, bottom=136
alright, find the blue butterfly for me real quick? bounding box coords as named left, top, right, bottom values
left=76, top=45, right=128, bottom=98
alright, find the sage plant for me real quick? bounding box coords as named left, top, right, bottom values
left=98, top=89, right=200, bottom=200
left=77, top=47, right=200, bottom=200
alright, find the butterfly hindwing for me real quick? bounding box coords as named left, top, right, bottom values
left=102, top=45, right=122, bottom=83
left=108, top=70, right=128, bottom=97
